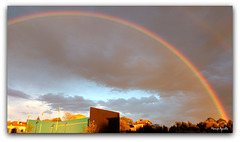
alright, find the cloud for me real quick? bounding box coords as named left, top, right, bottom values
left=33, top=92, right=213, bottom=126
left=7, top=7, right=233, bottom=122
left=98, top=93, right=217, bottom=126
left=8, top=88, right=32, bottom=99
left=37, top=93, right=96, bottom=112
left=44, top=110, right=52, bottom=114
left=8, top=100, right=52, bottom=121
left=7, top=15, right=203, bottom=94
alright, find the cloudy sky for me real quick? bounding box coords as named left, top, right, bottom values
left=7, top=6, right=232, bottom=126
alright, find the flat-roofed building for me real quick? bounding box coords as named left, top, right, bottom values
left=90, top=107, right=119, bottom=133
left=26, top=117, right=89, bottom=133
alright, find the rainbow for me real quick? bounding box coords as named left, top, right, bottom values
left=178, top=7, right=231, bottom=51
left=7, top=11, right=229, bottom=120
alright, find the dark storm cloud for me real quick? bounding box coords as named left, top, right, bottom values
left=37, top=93, right=96, bottom=112
left=201, top=58, right=233, bottom=118
left=98, top=92, right=216, bottom=126
left=7, top=15, right=201, bottom=93
left=8, top=88, right=31, bottom=99
left=7, top=7, right=232, bottom=90
left=8, top=6, right=233, bottom=122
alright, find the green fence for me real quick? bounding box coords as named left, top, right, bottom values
left=26, top=117, right=89, bottom=133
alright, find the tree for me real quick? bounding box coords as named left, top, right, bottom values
left=120, top=116, right=133, bottom=133
left=206, top=117, right=216, bottom=122
left=121, top=116, right=133, bottom=126
left=51, top=117, right=62, bottom=122
left=227, top=119, right=233, bottom=132
left=227, top=119, right=233, bottom=127
left=217, top=118, right=227, bottom=124
left=175, top=122, right=181, bottom=127
left=26, top=122, right=35, bottom=133
left=37, top=116, right=40, bottom=120
left=62, top=111, right=72, bottom=121
left=82, top=120, right=99, bottom=133
left=206, top=121, right=218, bottom=129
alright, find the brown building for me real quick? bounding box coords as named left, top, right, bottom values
left=90, top=107, right=120, bottom=133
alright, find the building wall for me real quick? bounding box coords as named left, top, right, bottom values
left=26, top=117, right=89, bottom=133
left=90, top=107, right=119, bottom=133
left=7, top=126, right=26, bottom=133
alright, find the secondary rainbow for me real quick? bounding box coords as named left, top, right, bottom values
left=7, top=11, right=229, bottom=120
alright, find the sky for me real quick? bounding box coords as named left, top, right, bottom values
left=7, top=6, right=232, bottom=126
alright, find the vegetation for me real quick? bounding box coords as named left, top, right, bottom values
left=82, top=120, right=99, bottom=133
left=120, top=116, right=133, bottom=133
left=51, top=117, right=62, bottom=122
left=62, top=111, right=86, bottom=121
left=19, top=111, right=234, bottom=133
left=25, top=122, right=35, bottom=133
left=62, top=111, right=72, bottom=121
left=126, top=117, right=232, bottom=133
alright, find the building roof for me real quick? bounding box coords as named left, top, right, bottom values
left=7, top=121, right=27, bottom=127
left=133, top=119, right=152, bottom=125
left=90, top=107, right=119, bottom=115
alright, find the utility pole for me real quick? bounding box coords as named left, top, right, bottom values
left=39, top=112, right=44, bottom=133
left=55, top=105, right=61, bottom=133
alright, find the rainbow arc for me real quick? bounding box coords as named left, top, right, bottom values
left=7, top=11, right=229, bottom=120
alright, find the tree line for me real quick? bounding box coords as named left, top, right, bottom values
left=30, top=112, right=233, bottom=133
left=122, top=117, right=233, bottom=133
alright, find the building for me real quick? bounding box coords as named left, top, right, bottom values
left=90, top=107, right=120, bottom=133
left=26, top=117, right=89, bottom=133
left=15, top=107, right=120, bottom=133
left=7, top=120, right=26, bottom=133
left=130, top=119, right=152, bottom=131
